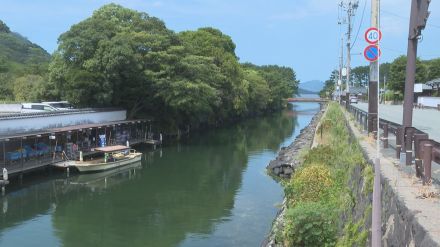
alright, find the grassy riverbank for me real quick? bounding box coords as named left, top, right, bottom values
left=279, top=103, right=373, bottom=246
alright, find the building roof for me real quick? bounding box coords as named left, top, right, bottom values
left=426, top=78, right=440, bottom=86
left=348, top=87, right=368, bottom=95
left=95, top=145, right=129, bottom=152
left=0, top=119, right=149, bottom=141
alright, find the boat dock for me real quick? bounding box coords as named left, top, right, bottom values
left=0, top=108, right=160, bottom=179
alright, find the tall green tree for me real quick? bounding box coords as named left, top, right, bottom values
left=350, top=66, right=369, bottom=87
left=426, top=58, right=440, bottom=81
left=178, top=28, right=247, bottom=118
left=388, top=56, right=427, bottom=93
left=13, top=74, right=44, bottom=102
left=49, top=3, right=177, bottom=117
left=319, top=70, right=338, bottom=98
left=257, top=65, right=298, bottom=110
left=47, top=4, right=299, bottom=131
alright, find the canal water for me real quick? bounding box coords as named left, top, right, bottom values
left=0, top=102, right=319, bottom=247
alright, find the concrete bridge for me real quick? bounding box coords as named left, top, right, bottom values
left=287, top=98, right=328, bottom=103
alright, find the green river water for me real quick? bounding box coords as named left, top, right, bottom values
left=0, top=102, right=319, bottom=247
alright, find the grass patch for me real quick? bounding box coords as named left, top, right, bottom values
left=281, top=102, right=372, bottom=246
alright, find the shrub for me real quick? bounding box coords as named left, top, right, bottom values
left=285, top=164, right=334, bottom=205
left=284, top=202, right=337, bottom=247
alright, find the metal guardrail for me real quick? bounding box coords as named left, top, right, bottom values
left=0, top=108, right=124, bottom=120
left=345, top=103, right=440, bottom=184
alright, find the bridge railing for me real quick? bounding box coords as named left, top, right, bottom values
left=345, top=102, right=440, bottom=185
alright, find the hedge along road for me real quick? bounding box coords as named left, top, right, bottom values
left=352, top=102, right=440, bottom=142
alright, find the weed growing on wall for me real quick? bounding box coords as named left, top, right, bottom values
left=281, top=103, right=372, bottom=246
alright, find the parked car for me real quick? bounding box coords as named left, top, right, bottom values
left=349, top=96, right=358, bottom=104
left=21, top=103, right=58, bottom=113
left=42, top=101, right=75, bottom=110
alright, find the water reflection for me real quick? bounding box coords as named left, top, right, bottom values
left=0, top=105, right=318, bottom=247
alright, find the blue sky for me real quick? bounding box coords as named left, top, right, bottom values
left=1, top=0, right=439, bottom=82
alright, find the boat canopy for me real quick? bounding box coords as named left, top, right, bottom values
left=94, top=145, right=129, bottom=153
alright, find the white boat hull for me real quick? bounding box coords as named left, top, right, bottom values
left=74, top=153, right=142, bottom=173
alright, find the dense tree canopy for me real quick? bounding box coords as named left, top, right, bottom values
left=319, top=55, right=439, bottom=99
left=46, top=4, right=298, bottom=131
left=388, top=55, right=427, bottom=93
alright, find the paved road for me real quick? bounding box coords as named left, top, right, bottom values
left=353, top=103, right=440, bottom=142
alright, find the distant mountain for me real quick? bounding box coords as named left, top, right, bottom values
left=298, top=88, right=319, bottom=94
left=298, top=80, right=324, bottom=94
left=0, top=20, right=50, bottom=73
left=0, top=20, right=50, bottom=100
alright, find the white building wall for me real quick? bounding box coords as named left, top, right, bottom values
left=0, top=110, right=126, bottom=135
left=417, top=97, right=440, bottom=108
left=0, top=104, right=22, bottom=113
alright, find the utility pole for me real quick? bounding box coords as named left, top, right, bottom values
left=343, top=1, right=358, bottom=94
left=339, top=36, right=344, bottom=103
left=370, top=0, right=381, bottom=246
left=346, top=6, right=352, bottom=93
left=368, top=0, right=379, bottom=133
left=402, top=0, right=431, bottom=136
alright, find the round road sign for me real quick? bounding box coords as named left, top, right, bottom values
left=365, top=27, right=382, bottom=44
left=364, top=45, right=381, bottom=62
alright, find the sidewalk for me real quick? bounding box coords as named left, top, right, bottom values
left=344, top=107, right=440, bottom=246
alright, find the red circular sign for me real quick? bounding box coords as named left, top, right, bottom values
left=364, top=45, right=381, bottom=62
left=365, top=27, right=382, bottom=44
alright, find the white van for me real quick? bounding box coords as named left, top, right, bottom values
left=21, top=103, right=58, bottom=113
left=42, top=101, right=75, bottom=110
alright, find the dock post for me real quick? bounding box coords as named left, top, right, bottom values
left=0, top=168, right=8, bottom=196
left=1, top=167, right=6, bottom=196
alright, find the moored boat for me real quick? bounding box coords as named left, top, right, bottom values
left=73, top=145, right=142, bottom=172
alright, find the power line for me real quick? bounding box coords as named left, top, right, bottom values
left=381, top=9, right=440, bottom=29
left=351, top=0, right=367, bottom=49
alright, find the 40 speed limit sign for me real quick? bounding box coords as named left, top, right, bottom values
left=365, top=27, right=382, bottom=44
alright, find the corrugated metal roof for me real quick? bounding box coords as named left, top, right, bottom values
left=0, top=119, right=149, bottom=140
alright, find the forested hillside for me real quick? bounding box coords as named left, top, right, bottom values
left=0, top=20, right=50, bottom=101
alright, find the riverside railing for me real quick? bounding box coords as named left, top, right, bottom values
left=345, top=103, right=440, bottom=185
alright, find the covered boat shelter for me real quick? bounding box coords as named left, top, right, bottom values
left=0, top=115, right=152, bottom=177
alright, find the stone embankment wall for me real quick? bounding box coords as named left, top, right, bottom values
left=263, top=107, right=325, bottom=247
left=266, top=109, right=324, bottom=178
